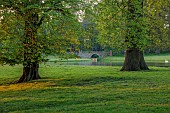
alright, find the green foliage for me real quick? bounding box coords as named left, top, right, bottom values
left=0, top=0, right=92, bottom=65
left=94, top=0, right=170, bottom=50
left=0, top=65, right=170, bottom=112
left=79, top=19, right=101, bottom=51
left=145, top=0, right=170, bottom=49
left=0, top=13, right=24, bottom=65
left=95, top=0, right=127, bottom=50
left=37, top=13, right=81, bottom=58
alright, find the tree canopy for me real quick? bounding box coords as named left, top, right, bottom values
left=94, top=0, right=170, bottom=51
left=0, top=0, right=87, bottom=65
left=0, top=0, right=95, bottom=82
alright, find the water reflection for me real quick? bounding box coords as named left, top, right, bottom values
left=46, top=60, right=170, bottom=67
left=146, top=62, right=170, bottom=67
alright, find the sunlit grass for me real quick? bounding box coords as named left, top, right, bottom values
left=0, top=65, right=170, bottom=113
left=0, top=81, right=54, bottom=92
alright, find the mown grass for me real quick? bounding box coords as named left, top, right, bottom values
left=100, top=53, right=170, bottom=63
left=0, top=65, right=170, bottom=113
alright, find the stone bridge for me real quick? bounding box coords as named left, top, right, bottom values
left=78, top=51, right=109, bottom=58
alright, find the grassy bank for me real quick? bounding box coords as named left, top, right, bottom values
left=100, top=53, right=170, bottom=63
left=0, top=65, right=170, bottom=113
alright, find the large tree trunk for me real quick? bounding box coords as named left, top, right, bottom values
left=121, top=0, right=149, bottom=71
left=18, top=62, right=41, bottom=83
left=120, top=48, right=149, bottom=71
left=139, top=51, right=149, bottom=70
left=18, top=13, right=41, bottom=83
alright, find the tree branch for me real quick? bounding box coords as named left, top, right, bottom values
left=37, top=15, right=45, bottom=27
left=37, top=7, right=69, bottom=27
left=43, top=7, right=68, bottom=15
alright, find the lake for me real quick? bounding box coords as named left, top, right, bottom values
left=46, top=59, right=170, bottom=67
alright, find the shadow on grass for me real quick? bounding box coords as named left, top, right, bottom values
left=44, top=76, right=140, bottom=87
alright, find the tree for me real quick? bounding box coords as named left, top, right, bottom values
left=79, top=19, right=102, bottom=51
left=146, top=0, right=170, bottom=52
left=94, top=0, right=169, bottom=71
left=120, top=0, right=149, bottom=71
left=0, top=0, right=89, bottom=83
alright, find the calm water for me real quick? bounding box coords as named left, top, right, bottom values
left=47, top=60, right=170, bottom=67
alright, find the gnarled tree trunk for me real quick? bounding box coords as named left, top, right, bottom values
left=121, top=48, right=149, bottom=71
left=18, top=62, right=41, bottom=83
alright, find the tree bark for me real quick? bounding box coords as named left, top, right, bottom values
left=18, top=62, right=41, bottom=83
left=139, top=51, right=149, bottom=70
left=121, top=48, right=149, bottom=71
left=18, top=12, right=41, bottom=83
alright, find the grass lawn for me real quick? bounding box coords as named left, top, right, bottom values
left=0, top=65, right=170, bottom=113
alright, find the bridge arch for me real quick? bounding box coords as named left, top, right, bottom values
left=78, top=51, right=109, bottom=58
left=91, top=54, right=99, bottom=58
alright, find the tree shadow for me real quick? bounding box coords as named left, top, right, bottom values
left=46, top=76, right=140, bottom=87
